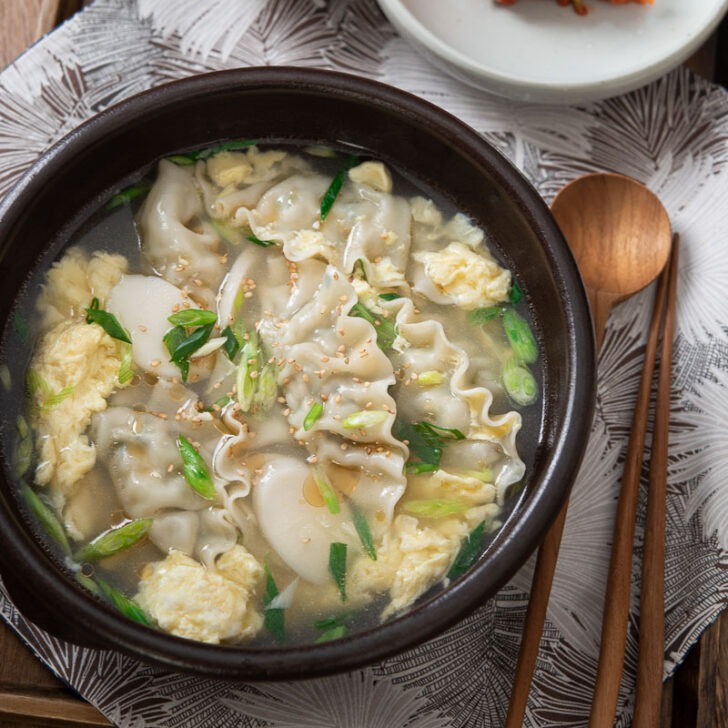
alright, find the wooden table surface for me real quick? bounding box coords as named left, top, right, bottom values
left=1, top=1, right=727, bottom=726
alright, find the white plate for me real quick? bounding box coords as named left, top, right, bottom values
left=377, top=0, right=728, bottom=103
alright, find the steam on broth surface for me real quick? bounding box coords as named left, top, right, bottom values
left=16, top=142, right=539, bottom=646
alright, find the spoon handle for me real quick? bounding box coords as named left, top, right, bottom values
left=632, top=237, right=679, bottom=728
left=588, top=248, right=672, bottom=728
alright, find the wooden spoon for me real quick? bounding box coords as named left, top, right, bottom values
left=505, top=172, right=672, bottom=728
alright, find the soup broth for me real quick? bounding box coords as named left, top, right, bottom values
left=10, top=142, right=540, bottom=646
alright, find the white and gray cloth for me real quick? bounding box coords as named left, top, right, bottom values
left=1, top=1, right=727, bottom=726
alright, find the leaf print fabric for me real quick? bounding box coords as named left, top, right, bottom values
left=1, top=1, right=727, bottom=726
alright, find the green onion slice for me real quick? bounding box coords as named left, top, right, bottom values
left=117, top=343, right=134, bottom=385
left=221, top=326, right=241, bottom=361
left=13, top=417, right=33, bottom=479
left=402, top=499, right=470, bottom=518
left=311, top=465, right=340, bottom=515
left=341, top=409, right=389, bottom=429
left=502, top=356, right=538, bottom=407
left=395, top=420, right=465, bottom=474
left=502, top=308, right=538, bottom=365
left=348, top=500, right=376, bottom=560
left=165, top=323, right=214, bottom=362
left=263, top=561, right=286, bottom=643
left=448, top=520, right=488, bottom=579
left=169, top=139, right=256, bottom=165
left=246, top=234, right=276, bottom=247
left=349, top=302, right=396, bottom=350
left=107, top=183, right=151, bottom=210
left=177, top=435, right=216, bottom=499
left=303, top=401, right=324, bottom=431
left=468, top=306, right=502, bottom=326
left=85, top=298, right=131, bottom=344
left=316, top=625, right=347, bottom=643
left=167, top=308, right=217, bottom=327
left=96, top=578, right=151, bottom=626
left=21, top=482, right=70, bottom=555
left=73, top=518, right=152, bottom=562
left=320, top=154, right=358, bottom=220
left=329, top=542, right=347, bottom=603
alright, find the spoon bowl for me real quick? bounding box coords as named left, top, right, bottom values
left=550, top=172, right=672, bottom=346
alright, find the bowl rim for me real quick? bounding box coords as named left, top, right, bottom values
left=0, top=66, right=595, bottom=679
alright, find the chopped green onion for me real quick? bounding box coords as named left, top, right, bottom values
left=458, top=468, right=494, bottom=483
left=21, top=482, right=70, bottom=555
left=177, top=435, right=216, bottom=499
left=236, top=331, right=260, bottom=411
left=221, top=325, right=241, bottom=361
left=502, top=356, right=538, bottom=406
left=13, top=417, right=32, bottom=479
left=73, top=518, right=152, bottom=562
left=211, top=219, right=244, bottom=245
left=165, top=322, right=214, bottom=361
left=349, top=302, right=396, bottom=350
left=26, top=369, right=74, bottom=412
left=502, top=308, right=538, bottom=365
left=314, top=613, right=351, bottom=630
left=305, top=145, right=337, bottom=158
left=402, top=499, right=470, bottom=518
left=316, top=625, right=347, bottom=642
left=509, top=280, right=524, bottom=305
left=329, top=542, right=347, bottom=602
left=246, top=234, right=276, bottom=247
left=96, top=578, right=151, bottom=626
left=448, top=520, right=487, bottom=579
left=395, top=420, right=465, bottom=474
left=168, top=139, right=256, bottom=165
left=210, top=395, right=233, bottom=410
left=13, top=311, right=29, bottom=342
left=416, top=370, right=444, bottom=386
left=353, top=258, right=368, bottom=281
left=75, top=572, right=100, bottom=595
left=349, top=500, right=376, bottom=560
left=252, top=364, right=278, bottom=412
left=341, top=410, right=389, bottom=429
left=85, top=298, right=131, bottom=344
left=303, top=401, right=324, bottom=431
left=0, top=364, right=11, bottom=391
left=117, top=343, right=134, bottom=385
left=263, top=561, right=286, bottom=643
left=167, top=308, right=217, bottom=327
left=468, top=306, right=502, bottom=326
left=162, top=325, right=189, bottom=381
left=320, top=154, right=358, bottom=220
left=424, top=423, right=466, bottom=440
left=164, top=323, right=214, bottom=381
left=312, top=465, right=340, bottom=515
left=107, top=183, right=151, bottom=210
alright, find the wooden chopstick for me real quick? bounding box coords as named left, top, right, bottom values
left=632, top=235, right=679, bottom=728
left=505, top=235, right=678, bottom=728
left=505, top=498, right=568, bottom=728
left=587, top=234, right=677, bottom=728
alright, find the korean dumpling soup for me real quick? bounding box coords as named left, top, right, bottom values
left=16, top=142, right=540, bottom=646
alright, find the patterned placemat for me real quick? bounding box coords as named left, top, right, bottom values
left=1, top=1, right=727, bottom=725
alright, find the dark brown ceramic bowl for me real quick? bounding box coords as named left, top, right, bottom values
left=0, top=67, right=595, bottom=680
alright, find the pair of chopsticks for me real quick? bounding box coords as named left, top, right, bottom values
left=506, top=234, right=679, bottom=728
